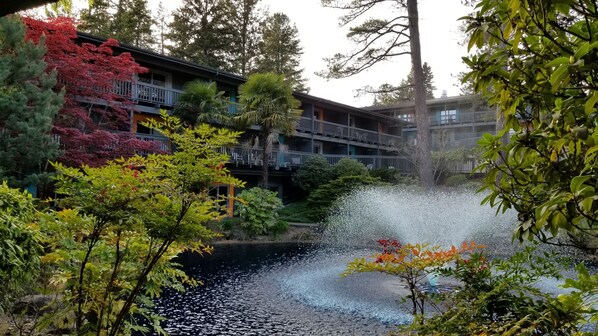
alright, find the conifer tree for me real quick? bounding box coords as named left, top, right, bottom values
left=79, top=0, right=112, bottom=37
left=166, top=0, right=236, bottom=70
left=229, top=0, right=263, bottom=75
left=254, top=13, right=308, bottom=92
left=0, top=15, right=64, bottom=188
left=79, top=0, right=155, bottom=49
left=373, top=62, right=436, bottom=105
left=153, top=1, right=169, bottom=54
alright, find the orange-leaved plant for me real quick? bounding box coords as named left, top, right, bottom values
left=343, top=240, right=484, bottom=316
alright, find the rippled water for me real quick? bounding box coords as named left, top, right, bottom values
left=152, top=243, right=405, bottom=335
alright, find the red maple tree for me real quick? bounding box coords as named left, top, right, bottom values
left=24, top=17, right=161, bottom=167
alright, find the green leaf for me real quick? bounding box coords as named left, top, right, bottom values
left=545, top=56, right=569, bottom=68
left=585, top=92, right=598, bottom=114
left=574, top=42, right=590, bottom=60
left=579, top=197, right=593, bottom=213
left=550, top=64, right=569, bottom=91
left=570, top=176, right=591, bottom=194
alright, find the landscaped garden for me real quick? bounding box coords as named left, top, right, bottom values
left=2, top=0, right=598, bottom=335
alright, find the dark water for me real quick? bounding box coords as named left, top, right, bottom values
left=151, top=243, right=406, bottom=336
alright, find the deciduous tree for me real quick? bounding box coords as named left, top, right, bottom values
left=320, top=0, right=435, bottom=189
left=44, top=112, right=243, bottom=335
left=0, top=15, right=63, bottom=188
left=464, top=0, right=598, bottom=249
left=25, top=17, right=158, bottom=167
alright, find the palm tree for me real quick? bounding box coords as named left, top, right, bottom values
left=235, top=73, right=301, bottom=187
left=174, top=81, right=231, bottom=127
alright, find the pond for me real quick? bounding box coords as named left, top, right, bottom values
left=151, top=243, right=409, bottom=335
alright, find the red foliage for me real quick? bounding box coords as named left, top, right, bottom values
left=24, top=17, right=160, bottom=167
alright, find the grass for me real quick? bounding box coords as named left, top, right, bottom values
left=278, top=200, right=313, bottom=223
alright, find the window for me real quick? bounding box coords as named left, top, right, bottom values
left=136, top=122, right=153, bottom=134
left=397, top=114, right=414, bottom=122
left=440, top=110, right=457, bottom=124
left=138, top=72, right=166, bottom=87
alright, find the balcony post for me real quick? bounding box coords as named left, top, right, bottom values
left=307, top=103, right=315, bottom=153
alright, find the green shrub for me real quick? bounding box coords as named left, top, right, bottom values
left=278, top=200, right=312, bottom=223
left=442, top=174, right=468, bottom=187
left=292, top=155, right=333, bottom=192
left=407, top=245, right=593, bottom=335
left=369, top=167, right=397, bottom=183
left=235, top=187, right=285, bottom=236
left=270, top=220, right=289, bottom=236
left=0, top=182, right=43, bottom=314
left=217, top=217, right=243, bottom=231
left=395, top=174, right=419, bottom=186
left=331, top=158, right=369, bottom=179
left=307, top=175, right=383, bottom=221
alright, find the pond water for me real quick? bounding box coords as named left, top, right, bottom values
left=152, top=243, right=409, bottom=336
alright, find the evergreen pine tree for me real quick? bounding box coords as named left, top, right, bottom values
left=254, top=13, right=308, bottom=92
left=79, top=0, right=155, bottom=49
left=166, top=0, right=236, bottom=70
left=112, top=0, right=155, bottom=48
left=153, top=1, right=169, bottom=54
left=0, top=15, right=64, bottom=188
left=372, top=62, right=435, bottom=105
left=79, top=0, right=112, bottom=37
left=229, top=0, right=263, bottom=75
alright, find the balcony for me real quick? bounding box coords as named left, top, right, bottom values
left=299, top=117, right=402, bottom=148
left=114, top=81, right=402, bottom=148
left=114, top=80, right=183, bottom=106
left=404, top=110, right=496, bottom=128
left=226, top=146, right=415, bottom=173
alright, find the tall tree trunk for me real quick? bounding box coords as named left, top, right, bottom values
left=407, top=0, right=434, bottom=189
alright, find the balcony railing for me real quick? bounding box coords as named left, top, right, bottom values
left=134, top=133, right=170, bottom=152
left=300, top=117, right=402, bottom=147
left=114, top=80, right=183, bottom=106
left=404, top=110, right=497, bottom=128
left=226, top=146, right=416, bottom=172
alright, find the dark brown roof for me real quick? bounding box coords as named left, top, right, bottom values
left=1, top=0, right=58, bottom=16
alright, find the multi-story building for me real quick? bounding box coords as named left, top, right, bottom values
left=76, top=32, right=498, bottom=201
left=366, top=95, right=497, bottom=150
left=77, top=32, right=412, bottom=201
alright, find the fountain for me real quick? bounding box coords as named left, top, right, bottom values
left=151, top=186, right=519, bottom=335
left=324, top=186, right=516, bottom=249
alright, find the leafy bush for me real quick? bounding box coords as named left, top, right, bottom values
left=235, top=187, right=285, bottom=236
left=307, top=175, right=382, bottom=221
left=270, top=220, right=289, bottom=236
left=0, top=183, right=43, bottom=314
left=292, top=155, right=333, bottom=193
left=407, top=245, right=595, bottom=335
left=278, top=200, right=312, bottom=223
left=442, top=174, right=468, bottom=187
left=331, top=158, right=369, bottom=179
left=369, top=167, right=398, bottom=183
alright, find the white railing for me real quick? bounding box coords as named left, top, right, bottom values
left=134, top=133, right=170, bottom=152
left=299, top=118, right=402, bottom=147
left=225, top=146, right=415, bottom=172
